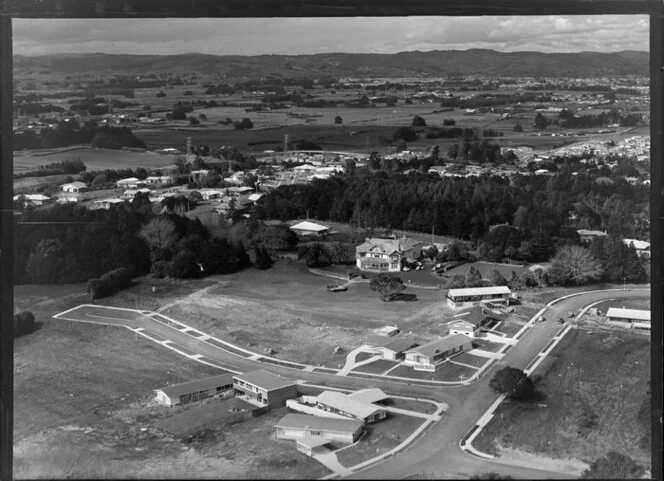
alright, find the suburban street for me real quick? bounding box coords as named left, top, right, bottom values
left=54, top=287, right=649, bottom=479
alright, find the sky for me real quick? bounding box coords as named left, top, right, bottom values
left=12, top=15, right=649, bottom=56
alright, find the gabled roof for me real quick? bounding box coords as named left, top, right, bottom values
left=356, top=237, right=422, bottom=254
left=347, top=388, right=389, bottom=404
left=274, top=413, right=363, bottom=434
left=623, top=239, right=650, bottom=250
left=404, top=334, right=471, bottom=359
left=577, top=229, right=608, bottom=237
left=315, top=391, right=382, bottom=420
left=155, top=373, right=233, bottom=399
left=447, top=286, right=512, bottom=298
left=381, top=336, right=420, bottom=354
left=451, top=306, right=507, bottom=327
left=606, top=308, right=650, bottom=321
left=117, top=177, right=140, bottom=184
left=290, top=221, right=330, bottom=232
left=233, top=370, right=295, bottom=391
left=62, top=181, right=87, bottom=189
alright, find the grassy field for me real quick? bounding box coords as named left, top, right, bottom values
left=13, top=282, right=329, bottom=479
left=14, top=147, right=179, bottom=172
left=594, top=297, right=651, bottom=311
left=336, top=414, right=425, bottom=468
left=353, top=359, right=401, bottom=375
left=159, top=263, right=454, bottom=365
left=450, top=351, right=489, bottom=368
left=472, top=329, right=651, bottom=468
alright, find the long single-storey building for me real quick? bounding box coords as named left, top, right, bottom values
left=154, top=373, right=234, bottom=406
left=447, top=306, right=507, bottom=338
left=232, top=370, right=298, bottom=408
left=290, top=220, right=331, bottom=238
left=446, top=286, right=513, bottom=310
left=274, top=413, right=364, bottom=452
left=403, top=334, right=473, bottom=371
left=314, top=390, right=387, bottom=424
left=606, top=307, right=651, bottom=332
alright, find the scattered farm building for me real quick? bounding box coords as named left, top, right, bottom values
left=355, top=237, right=423, bottom=272
left=274, top=413, right=364, bottom=454
left=61, top=181, right=88, bottom=193
left=605, top=307, right=650, bottom=332
left=154, top=373, right=234, bottom=407
left=446, top=286, right=513, bottom=310
left=289, top=221, right=331, bottom=238
left=232, top=370, right=298, bottom=408
left=403, top=334, right=473, bottom=371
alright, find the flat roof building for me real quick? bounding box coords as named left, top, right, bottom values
left=446, top=286, right=513, bottom=310
left=232, top=370, right=298, bottom=408
left=606, top=307, right=651, bottom=332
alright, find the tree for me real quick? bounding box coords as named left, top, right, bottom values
left=512, top=122, right=523, bottom=132
left=393, top=126, right=418, bottom=142
left=14, top=311, right=36, bottom=337
left=370, top=274, right=406, bottom=302
left=236, top=241, right=252, bottom=268
left=504, top=246, right=516, bottom=263
left=254, top=244, right=274, bottom=270
left=489, top=367, right=534, bottom=400
left=330, top=242, right=351, bottom=264
left=156, top=90, right=166, bottom=98
left=167, top=249, right=201, bottom=278
left=198, top=113, right=207, bottom=121
left=488, top=269, right=508, bottom=286
left=201, top=237, right=240, bottom=274
left=188, top=116, right=200, bottom=125
left=26, top=238, right=65, bottom=283
left=411, top=115, right=427, bottom=127
left=534, top=112, right=549, bottom=130
left=548, top=245, right=603, bottom=286
left=465, top=266, right=483, bottom=287
left=470, top=474, right=514, bottom=480
left=139, top=217, right=179, bottom=262
left=298, top=242, right=331, bottom=267
left=334, top=115, right=343, bottom=124
left=581, top=452, right=644, bottom=479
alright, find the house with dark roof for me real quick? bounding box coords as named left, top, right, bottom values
left=374, top=336, right=421, bottom=361
left=355, top=236, right=423, bottom=272
left=403, top=334, right=473, bottom=372
left=232, top=370, right=298, bottom=408
left=154, top=373, right=234, bottom=407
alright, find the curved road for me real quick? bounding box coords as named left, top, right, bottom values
left=56, top=288, right=649, bottom=479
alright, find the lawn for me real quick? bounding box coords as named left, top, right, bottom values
left=449, top=351, right=489, bottom=368
left=386, top=363, right=473, bottom=382
left=379, top=397, right=438, bottom=415
left=442, top=261, right=529, bottom=279
left=432, top=362, right=478, bottom=382
left=472, top=329, right=651, bottom=468
left=352, top=359, right=400, bottom=375
left=336, top=414, right=426, bottom=468
left=594, top=298, right=651, bottom=311
left=471, top=340, right=505, bottom=352
left=491, top=320, right=524, bottom=338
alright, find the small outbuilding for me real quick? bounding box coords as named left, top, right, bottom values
left=290, top=221, right=331, bottom=238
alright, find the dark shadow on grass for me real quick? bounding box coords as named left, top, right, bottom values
left=14, top=321, right=44, bottom=339
left=388, top=293, right=418, bottom=302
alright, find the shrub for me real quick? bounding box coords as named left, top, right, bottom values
left=87, top=267, right=132, bottom=300
left=14, top=311, right=36, bottom=337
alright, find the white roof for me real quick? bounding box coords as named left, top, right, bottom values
left=347, top=388, right=389, bottom=404
left=315, top=391, right=382, bottom=420
left=448, top=286, right=512, bottom=298
left=95, top=198, right=125, bottom=204
left=606, top=308, right=650, bottom=321
left=290, top=221, right=330, bottom=232
left=373, top=325, right=399, bottom=336
left=62, top=181, right=87, bottom=188
left=623, top=239, right=650, bottom=250
left=117, top=177, right=140, bottom=184
left=14, top=194, right=50, bottom=201
left=248, top=193, right=264, bottom=202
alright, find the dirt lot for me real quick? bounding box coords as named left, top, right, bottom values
left=13, top=282, right=328, bottom=479
left=472, top=329, right=651, bottom=468
left=161, top=263, right=453, bottom=365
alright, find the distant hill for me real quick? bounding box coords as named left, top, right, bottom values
left=13, top=49, right=650, bottom=79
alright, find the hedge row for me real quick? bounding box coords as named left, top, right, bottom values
left=87, top=267, right=132, bottom=300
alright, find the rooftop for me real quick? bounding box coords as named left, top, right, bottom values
left=274, top=413, right=363, bottom=434
left=315, top=391, right=382, bottom=420
left=347, top=388, right=389, bottom=404
left=356, top=237, right=422, bottom=254
left=447, top=286, right=512, bottom=298
left=606, top=308, right=650, bottom=321
left=155, top=373, right=234, bottom=399
left=405, top=334, right=471, bottom=358
left=290, top=221, right=330, bottom=232
left=233, top=370, right=296, bottom=391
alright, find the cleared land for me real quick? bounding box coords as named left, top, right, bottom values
left=160, top=263, right=454, bottom=366
left=472, top=329, right=651, bottom=468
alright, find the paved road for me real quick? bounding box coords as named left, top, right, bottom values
left=55, top=288, right=649, bottom=479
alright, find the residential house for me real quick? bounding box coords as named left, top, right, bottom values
left=623, top=239, right=651, bottom=258
left=355, top=237, right=423, bottom=273
left=403, top=334, right=473, bottom=371
left=90, top=198, right=126, bottom=210
left=290, top=221, right=331, bottom=238
left=223, top=172, right=246, bottom=185
left=232, top=370, right=298, bottom=408
left=122, top=188, right=151, bottom=199
left=287, top=389, right=388, bottom=424
left=198, top=189, right=223, bottom=201
left=13, top=193, right=52, bottom=207
left=577, top=229, right=608, bottom=245
left=145, top=175, right=173, bottom=187
left=61, top=181, right=88, bottom=193
left=226, top=186, right=254, bottom=197
left=189, top=169, right=209, bottom=183
left=446, top=306, right=506, bottom=338
left=372, top=325, right=400, bottom=337
left=274, top=413, right=364, bottom=454
left=373, top=336, right=421, bottom=361
left=446, top=286, right=513, bottom=310
left=116, top=177, right=145, bottom=189
left=605, top=307, right=650, bottom=332
left=154, top=373, right=234, bottom=407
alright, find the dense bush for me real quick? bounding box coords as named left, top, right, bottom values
left=14, top=311, right=36, bottom=337
left=87, top=267, right=132, bottom=299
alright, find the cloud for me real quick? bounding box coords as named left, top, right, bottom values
left=12, top=16, right=649, bottom=56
